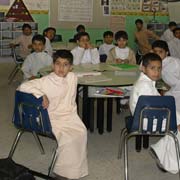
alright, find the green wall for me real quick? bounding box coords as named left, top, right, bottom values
left=32, top=14, right=169, bottom=50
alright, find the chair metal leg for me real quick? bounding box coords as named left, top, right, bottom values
left=32, top=132, right=45, bottom=154
left=8, top=67, right=20, bottom=84
left=8, top=130, right=24, bottom=158
left=124, top=135, right=129, bottom=180
left=118, top=128, right=127, bottom=159
left=48, top=147, right=58, bottom=176
left=8, top=65, right=17, bottom=80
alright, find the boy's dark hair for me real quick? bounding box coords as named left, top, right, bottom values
left=152, top=40, right=169, bottom=52
left=76, top=24, right=85, bottom=32
left=142, top=53, right=162, bottom=67
left=76, top=32, right=90, bottom=41
left=32, top=34, right=46, bottom=45
left=173, top=27, right=180, bottom=34
left=168, top=21, right=177, bottom=27
left=22, top=23, right=32, bottom=31
left=53, top=49, right=73, bottom=64
left=115, top=30, right=128, bottom=41
left=103, top=31, right=113, bottom=38
left=135, top=19, right=143, bottom=25
left=43, top=27, right=56, bottom=36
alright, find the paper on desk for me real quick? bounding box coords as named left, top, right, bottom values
left=79, top=74, right=112, bottom=83
left=74, top=71, right=102, bottom=77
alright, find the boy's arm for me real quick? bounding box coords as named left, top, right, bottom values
left=91, top=48, right=100, bottom=64
left=128, top=49, right=136, bottom=64
left=162, top=60, right=180, bottom=88
left=21, top=56, right=33, bottom=79
left=18, top=78, right=45, bottom=98
left=71, top=47, right=85, bottom=65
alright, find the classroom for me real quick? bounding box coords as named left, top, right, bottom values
left=0, top=0, right=180, bottom=180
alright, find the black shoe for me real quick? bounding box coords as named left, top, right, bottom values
left=149, top=148, right=167, bottom=173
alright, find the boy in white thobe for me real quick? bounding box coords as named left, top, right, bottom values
left=18, top=50, right=88, bottom=180
left=71, top=32, right=100, bottom=65
left=161, top=21, right=177, bottom=43
left=168, top=27, right=180, bottom=60
left=151, top=40, right=180, bottom=173
left=21, top=34, right=53, bottom=80
left=43, top=27, right=56, bottom=56
left=129, top=52, right=164, bottom=168
left=10, top=23, right=33, bottom=59
left=107, top=30, right=136, bottom=65
left=99, top=31, right=115, bottom=58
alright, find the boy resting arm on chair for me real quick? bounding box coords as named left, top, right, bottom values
left=18, top=49, right=88, bottom=180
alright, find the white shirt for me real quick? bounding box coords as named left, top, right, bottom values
left=168, top=38, right=180, bottom=59
left=21, top=51, right=53, bottom=79
left=71, top=46, right=100, bottom=65
left=115, top=46, right=130, bottom=60
left=129, top=72, right=160, bottom=115
left=11, top=34, right=32, bottom=58
left=161, top=29, right=174, bottom=42
left=44, top=37, right=53, bottom=56
left=99, top=43, right=115, bottom=56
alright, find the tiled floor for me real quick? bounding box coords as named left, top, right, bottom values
left=0, top=58, right=179, bottom=180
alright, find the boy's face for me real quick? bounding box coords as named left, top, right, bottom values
left=52, top=58, right=72, bottom=77
left=45, top=30, right=56, bottom=41
left=136, top=23, right=143, bottom=31
left=104, top=35, right=113, bottom=44
left=32, top=40, right=45, bottom=52
left=78, top=35, right=90, bottom=48
left=153, top=47, right=168, bottom=60
left=174, top=30, right=180, bottom=39
left=117, top=38, right=127, bottom=48
left=23, top=27, right=32, bottom=36
left=142, top=60, right=162, bottom=81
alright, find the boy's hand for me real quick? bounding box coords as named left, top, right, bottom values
left=85, top=42, right=93, bottom=49
left=78, top=41, right=86, bottom=49
left=42, top=95, right=49, bottom=109
left=115, top=58, right=123, bottom=64
left=177, top=124, right=180, bottom=132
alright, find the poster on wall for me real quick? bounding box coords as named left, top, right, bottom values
left=109, top=16, right=126, bottom=33
left=58, top=0, right=93, bottom=22
left=111, top=0, right=141, bottom=15
left=142, top=0, right=168, bottom=12
left=0, top=0, right=10, bottom=5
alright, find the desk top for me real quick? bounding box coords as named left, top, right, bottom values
left=39, top=63, right=139, bottom=87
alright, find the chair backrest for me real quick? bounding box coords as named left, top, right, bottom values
left=100, top=54, right=107, bottom=63
left=13, top=91, right=52, bottom=136
left=130, top=95, right=177, bottom=134
left=11, top=47, right=24, bottom=64
left=53, top=34, right=62, bottom=42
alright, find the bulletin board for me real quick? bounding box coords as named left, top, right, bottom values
left=50, top=0, right=111, bottom=29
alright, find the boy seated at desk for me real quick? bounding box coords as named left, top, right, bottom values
left=43, top=27, right=56, bottom=56
left=98, top=31, right=115, bottom=62
left=9, top=23, right=33, bottom=59
left=21, top=34, right=53, bottom=80
left=106, top=30, right=136, bottom=64
left=71, top=32, right=100, bottom=65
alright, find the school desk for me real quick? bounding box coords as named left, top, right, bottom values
left=39, top=63, right=139, bottom=134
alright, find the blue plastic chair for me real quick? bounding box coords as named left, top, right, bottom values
left=117, top=95, right=180, bottom=180
left=9, top=90, right=58, bottom=179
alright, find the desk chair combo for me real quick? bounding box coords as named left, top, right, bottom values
left=8, top=47, right=24, bottom=84
left=117, top=95, right=180, bottom=180
left=8, top=91, right=58, bottom=179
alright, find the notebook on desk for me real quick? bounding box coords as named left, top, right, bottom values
left=78, top=74, right=112, bottom=83
left=110, top=64, right=138, bottom=70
